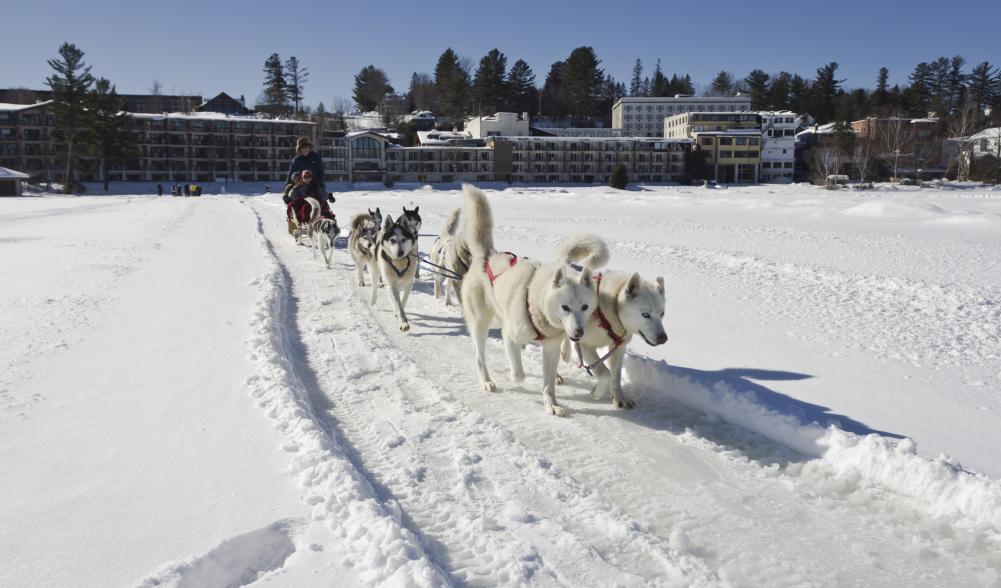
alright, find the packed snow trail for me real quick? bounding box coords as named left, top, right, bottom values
left=250, top=192, right=1001, bottom=587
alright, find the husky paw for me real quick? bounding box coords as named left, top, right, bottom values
left=613, top=396, right=635, bottom=410
left=482, top=381, right=497, bottom=393
left=555, top=374, right=565, bottom=386
left=591, top=383, right=608, bottom=400
left=400, top=323, right=410, bottom=332
left=546, top=403, right=567, bottom=417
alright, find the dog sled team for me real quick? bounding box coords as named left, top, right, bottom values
left=280, top=155, right=668, bottom=416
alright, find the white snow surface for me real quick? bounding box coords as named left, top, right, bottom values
left=1, top=182, right=1000, bottom=587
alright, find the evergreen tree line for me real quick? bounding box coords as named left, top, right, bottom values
left=350, top=50, right=1001, bottom=132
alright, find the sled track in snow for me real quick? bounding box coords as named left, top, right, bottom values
left=251, top=197, right=1001, bottom=587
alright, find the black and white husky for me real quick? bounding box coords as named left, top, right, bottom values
left=400, top=206, right=422, bottom=278
left=372, top=215, right=419, bottom=332
left=312, top=216, right=340, bottom=267
left=368, top=207, right=383, bottom=230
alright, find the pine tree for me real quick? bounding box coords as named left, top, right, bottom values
left=651, top=60, right=670, bottom=97
left=507, top=59, right=537, bottom=115
left=88, top=78, right=136, bottom=192
left=284, top=56, right=309, bottom=114
left=811, top=62, right=843, bottom=123
left=472, top=48, right=508, bottom=115
left=407, top=72, right=436, bottom=112
left=353, top=65, right=391, bottom=112
left=610, top=163, right=628, bottom=189
left=767, top=72, right=792, bottom=111
left=907, top=62, right=932, bottom=117
left=872, top=67, right=890, bottom=111
left=541, top=61, right=567, bottom=118
left=259, top=53, right=289, bottom=117
left=434, top=48, right=471, bottom=127
left=945, top=55, right=967, bottom=117
left=788, top=74, right=810, bottom=115
left=708, top=71, right=734, bottom=96
left=680, top=74, right=695, bottom=95
left=562, top=47, right=605, bottom=121
left=46, top=42, right=95, bottom=192
left=744, top=69, right=770, bottom=110
left=630, top=59, right=643, bottom=97
left=968, top=61, right=1000, bottom=113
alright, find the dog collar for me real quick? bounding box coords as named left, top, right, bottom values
left=486, top=252, right=518, bottom=285
left=593, top=273, right=625, bottom=347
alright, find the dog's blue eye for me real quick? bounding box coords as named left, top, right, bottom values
left=642, top=312, right=651, bottom=319
left=581, top=304, right=588, bottom=311
left=561, top=305, right=570, bottom=312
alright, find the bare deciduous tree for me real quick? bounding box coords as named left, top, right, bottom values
left=852, top=136, right=876, bottom=187
left=875, top=115, right=913, bottom=181
left=948, top=100, right=979, bottom=180
left=812, top=148, right=843, bottom=188
left=148, top=79, right=162, bottom=95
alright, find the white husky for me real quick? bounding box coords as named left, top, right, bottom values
left=558, top=235, right=669, bottom=409
left=428, top=207, right=472, bottom=306
left=348, top=213, right=378, bottom=286
left=372, top=214, right=419, bottom=332
left=460, top=185, right=598, bottom=416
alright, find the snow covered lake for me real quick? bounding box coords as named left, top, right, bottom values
left=1, top=182, right=999, bottom=586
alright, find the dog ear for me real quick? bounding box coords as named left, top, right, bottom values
left=626, top=272, right=641, bottom=299
left=579, top=267, right=593, bottom=288
left=414, top=206, right=419, bottom=214
left=384, top=215, right=393, bottom=231
left=552, top=266, right=567, bottom=287
left=656, top=276, right=665, bottom=295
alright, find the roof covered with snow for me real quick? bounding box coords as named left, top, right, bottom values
left=0, top=166, right=30, bottom=179
left=417, top=130, right=473, bottom=145
left=126, top=111, right=313, bottom=124
left=0, top=101, right=53, bottom=112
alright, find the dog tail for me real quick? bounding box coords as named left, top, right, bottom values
left=441, top=207, right=462, bottom=238
left=557, top=234, right=610, bottom=270
left=461, top=184, right=493, bottom=258
left=350, top=213, right=374, bottom=232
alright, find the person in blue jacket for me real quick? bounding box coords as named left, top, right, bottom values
left=287, top=136, right=332, bottom=201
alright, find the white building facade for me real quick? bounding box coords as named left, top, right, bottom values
left=612, top=95, right=752, bottom=137
left=758, top=111, right=800, bottom=182
left=465, top=112, right=530, bottom=138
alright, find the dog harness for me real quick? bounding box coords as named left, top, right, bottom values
left=485, top=253, right=547, bottom=341
left=380, top=250, right=413, bottom=278
left=576, top=273, right=626, bottom=376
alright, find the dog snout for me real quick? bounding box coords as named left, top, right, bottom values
left=657, top=333, right=669, bottom=345
left=570, top=328, right=584, bottom=341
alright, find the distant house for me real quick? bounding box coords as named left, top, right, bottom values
left=195, top=92, right=252, bottom=116
left=0, top=166, right=30, bottom=196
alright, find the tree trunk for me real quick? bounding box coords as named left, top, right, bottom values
left=64, top=136, right=74, bottom=194
left=102, top=159, right=109, bottom=192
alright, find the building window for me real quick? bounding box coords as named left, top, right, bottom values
left=719, top=137, right=732, bottom=145
left=352, top=137, right=381, bottom=159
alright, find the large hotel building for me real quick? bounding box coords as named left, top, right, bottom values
left=612, top=95, right=752, bottom=137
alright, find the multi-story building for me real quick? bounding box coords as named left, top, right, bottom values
left=664, top=112, right=763, bottom=183
left=316, top=130, right=393, bottom=183
left=0, top=101, right=57, bottom=181
left=487, top=136, right=689, bottom=183
left=465, top=112, right=530, bottom=138
left=532, top=127, right=624, bottom=138
left=758, top=112, right=801, bottom=181
left=1, top=101, right=315, bottom=183
left=386, top=144, right=494, bottom=183
left=612, top=95, right=751, bottom=137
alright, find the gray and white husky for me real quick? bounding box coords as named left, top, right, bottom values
left=460, top=185, right=598, bottom=417
left=348, top=213, right=378, bottom=286
left=312, top=216, right=340, bottom=268
left=557, top=235, right=669, bottom=409
left=400, top=205, right=422, bottom=278
left=428, top=207, right=472, bottom=306
left=372, top=214, right=419, bottom=332
left=367, top=207, right=383, bottom=230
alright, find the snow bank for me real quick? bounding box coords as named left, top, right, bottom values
left=230, top=208, right=448, bottom=586
left=624, top=353, right=1001, bottom=532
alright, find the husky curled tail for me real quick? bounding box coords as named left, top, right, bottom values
left=441, top=207, right=462, bottom=240
left=462, top=184, right=495, bottom=261
left=557, top=234, right=610, bottom=270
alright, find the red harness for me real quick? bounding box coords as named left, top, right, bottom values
left=592, top=273, right=625, bottom=347
left=486, top=253, right=546, bottom=341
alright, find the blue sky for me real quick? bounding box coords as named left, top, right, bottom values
left=3, top=0, right=999, bottom=110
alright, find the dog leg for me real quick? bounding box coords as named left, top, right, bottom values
left=581, top=345, right=612, bottom=401
left=400, top=277, right=413, bottom=310
left=503, top=333, right=526, bottom=384
left=388, top=282, right=410, bottom=332
left=355, top=259, right=365, bottom=287
left=433, top=274, right=441, bottom=300
left=541, top=341, right=566, bottom=416
left=462, top=286, right=496, bottom=392
left=370, top=263, right=380, bottom=306
left=608, top=344, right=634, bottom=409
